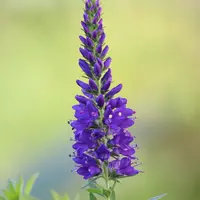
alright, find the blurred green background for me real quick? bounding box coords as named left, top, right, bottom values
left=0, top=0, right=200, bottom=199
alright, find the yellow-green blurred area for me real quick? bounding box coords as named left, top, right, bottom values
left=0, top=0, right=200, bottom=199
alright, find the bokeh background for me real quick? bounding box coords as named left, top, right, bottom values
left=0, top=0, right=200, bottom=199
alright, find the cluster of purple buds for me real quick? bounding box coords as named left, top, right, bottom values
left=70, top=0, right=140, bottom=180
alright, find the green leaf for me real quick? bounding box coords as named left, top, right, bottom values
left=89, top=193, right=97, bottom=200
left=62, top=193, right=70, bottom=200
left=74, top=193, right=80, bottom=200
left=110, top=189, right=116, bottom=200
left=51, top=190, right=61, bottom=200
left=7, top=180, right=16, bottom=194
left=51, top=191, right=70, bottom=200
left=24, top=173, right=39, bottom=195
left=87, top=188, right=103, bottom=196
left=103, top=189, right=111, bottom=198
left=0, top=196, right=6, bottom=200
left=15, top=176, right=24, bottom=195
left=3, top=189, right=16, bottom=200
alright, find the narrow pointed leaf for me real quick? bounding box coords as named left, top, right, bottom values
left=51, top=190, right=61, bottom=200
left=110, top=189, right=116, bottom=200
left=103, top=189, right=111, bottom=198
left=24, top=173, right=39, bottom=195
left=15, top=176, right=24, bottom=195
left=63, top=193, right=70, bottom=200
left=74, top=193, right=80, bottom=200
left=87, top=188, right=103, bottom=196
left=89, top=193, right=97, bottom=200
left=3, top=189, right=15, bottom=200
left=7, top=180, right=16, bottom=194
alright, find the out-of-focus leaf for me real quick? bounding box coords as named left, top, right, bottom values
left=15, top=176, right=24, bottom=195
left=7, top=180, right=16, bottom=194
left=24, top=173, right=39, bottom=195
left=103, top=189, right=111, bottom=198
left=0, top=196, right=6, bottom=200
left=51, top=190, right=61, bottom=200
left=63, top=193, right=69, bottom=200
left=51, top=191, right=70, bottom=200
left=74, top=193, right=80, bottom=200
left=3, top=189, right=15, bottom=200
left=87, top=188, right=103, bottom=196
left=110, top=189, right=116, bottom=200
left=149, top=193, right=167, bottom=200
left=89, top=193, right=97, bottom=200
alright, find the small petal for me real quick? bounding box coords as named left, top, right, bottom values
left=99, top=32, right=106, bottom=44
left=88, top=166, right=101, bottom=176
left=79, top=59, right=92, bottom=76
left=76, top=80, right=90, bottom=90
left=105, top=84, right=123, bottom=99
left=96, top=94, right=104, bottom=107
left=79, top=48, right=89, bottom=59
left=88, top=52, right=96, bottom=64
left=79, top=36, right=87, bottom=45
left=101, top=45, right=109, bottom=58
left=89, top=79, right=98, bottom=91
left=96, top=144, right=110, bottom=161
left=83, top=13, right=89, bottom=22
left=101, top=80, right=111, bottom=92
left=94, top=62, right=102, bottom=77
left=87, top=37, right=94, bottom=48
left=75, top=95, right=88, bottom=104
left=96, top=44, right=102, bottom=54
left=81, top=21, right=89, bottom=34
left=92, top=30, right=98, bottom=40
left=104, top=57, right=112, bottom=69
left=98, top=18, right=103, bottom=25
left=101, top=68, right=112, bottom=83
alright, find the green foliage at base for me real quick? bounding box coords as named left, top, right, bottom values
left=0, top=174, right=167, bottom=200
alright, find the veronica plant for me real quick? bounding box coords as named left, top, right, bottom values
left=1, top=1, right=167, bottom=200
left=69, top=0, right=141, bottom=199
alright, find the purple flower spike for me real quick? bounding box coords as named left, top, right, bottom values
left=70, top=0, right=139, bottom=181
